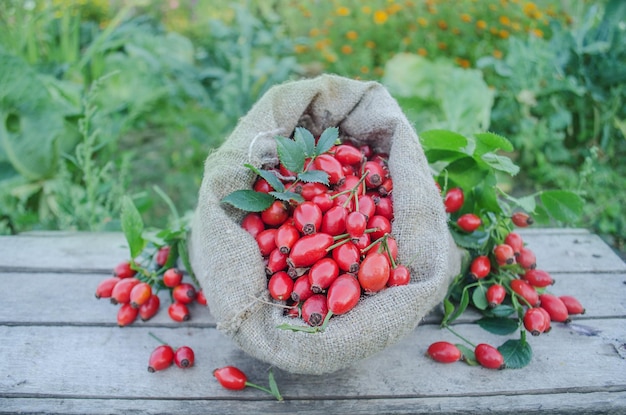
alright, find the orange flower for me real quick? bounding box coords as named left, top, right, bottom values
left=346, top=30, right=358, bottom=40
left=360, top=66, right=370, bottom=74
left=336, top=6, right=350, bottom=16
left=387, top=3, right=402, bottom=15
left=417, top=17, right=428, bottom=27
left=455, top=58, right=471, bottom=68
left=499, top=29, right=510, bottom=39
left=499, top=16, right=510, bottom=26
left=476, top=20, right=487, bottom=30
left=341, top=45, right=353, bottom=54
left=417, top=47, right=428, bottom=56
left=437, top=42, right=447, bottom=50
left=531, top=28, right=544, bottom=38
left=493, top=49, right=503, bottom=59
left=324, top=52, right=337, bottom=63
left=437, top=20, right=448, bottom=30
left=365, top=40, right=376, bottom=49
left=460, top=13, right=472, bottom=23
left=511, top=22, right=521, bottom=31
left=452, top=27, right=461, bottom=35
left=373, top=10, right=389, bottom=24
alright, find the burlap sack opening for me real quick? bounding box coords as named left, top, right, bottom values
left=190, top=74, right=463, bottom=375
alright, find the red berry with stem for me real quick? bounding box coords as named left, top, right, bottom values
left=512, top=212, right=534, bottom=227
left=427, top=341, right=462, bottom=363
left=293, top=201, right=323, bottom=235
left=308, top=258, right=340, bottom=294
left=334, top=144, right=363, bottom=165
left=524, top=307, right=548, bottom=336
left=346, top=211, right=367, bottom=239
left=213, top=366, right=247, bottom=390
left=265, top=248, right=288, bottom=275
left=559, top=295, right=585, bottom=315
left=300, top=182, right=327, bottom=200
left=314, top=154, right=345, bottom=185
left=275, top=223, right=300, bottom=254
left=291, top=274, right=314, bottom=303
left=321, top=205, right=348, bottom=236
left=539, top=293, right=570, bottom=323
left=457, top=213, right=482, bottom=232
left=374, top=196, right=394, bottom=221
left=261, top=201, right=289, bottom=227
left=475, top=344, right=505, bottom=369
left=367, top=215, right=392, bottom=240
left=358, top=252, right=390, bottom=293
left=470, top=255, right=491, bottom=279
left=155, top=246, right=171, bottom=267
left=378, top=178, right=393, bottom=196
left=301, top=294, right=329, bottom=327
left=110, top=277, right=140, bottom=305
left=536, top=307, right=552, bottom=333
left=357, top=194, right=376, bottom=220
left=518, top=247, right=537, bottom=270
left=253, top=177, right=272, bottom=193
left=327, top=274, right=361, bottom=315
left=288, top=233, right=334, bottom=268
left=510, top=279, right=540, bottom=307
left=486, top=284, right=506, bottom=308
left=256, top=229, right=277, bottom=257
left=139, top=294, right=160, bottom=321
left=523, top=269, right=554, bottom=288
left=163, top=268, right=184, bottom=288
left=95, top=277, right=120, bottom=299
left=130, top=282, right=153, bottom=308
left=504, top=232, right=524, bottom=256
left=494, top=244, right=516, bottom=265
left=148, top=345, right=175, bottom=373
left=268, top=271, right=294, bottom=301
left=388, top=264, right=411, bottom=286
left=117, top=303, right=139, bottom=327
left=114, top=261, right=136, bottom=279
left=332, top=241, right=361, bottom=273
left=241, top=213, right=265, bottom=239
left=174, top=346, right=195, bottom=368
left=371, top=236, right=398, bottom=266
left=311, top=192, right=333, bottom=212
left=168, top=302, right=190, bottom=322
left=172, top=283, right=196, bottom=304
left=444, top=187, right=464, bottom=213
left=364, top=161, right=386, bottom=189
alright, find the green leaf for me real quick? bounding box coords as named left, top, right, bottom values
left=275, top=136, right=305, bottom=173
left=472, top=285, right=488, bottom=311
left=476, top=317, right=519, bottom=335
left=315, top=127, right=339, bottom=156
left=121, top=196, right=146, bottom=259
left=473, top=132, right=514, bottom=155
left=276, top=323, right=320, bottom=333
left=539, top=190, right=583, bottom=223
left=498, top=338, right=533, bottom=369
left=486, top=305, right=517, bottom=318
left=456, top=344, right=478, bottom=366
left=419, top=129, right=468, bottom=152
left=294, top=127, right=316, bottom=157
left=297, top=170, right=329, bottom=185
left=269, top=191, right=304, bottom=203
left=446, top=156, right=488, bottom=190
left=244, top=164, right=285, bottom=192
left=221, top=190, right=275, bottom=212
left=480, top=152, right=520, bottom=176
left=268, top=369, right=283, bottom=401
left=443, top=298, right=455, bottom=322
left=450, top=229, right=490, bottom=250
left=446, top=287, right=470, bottom=325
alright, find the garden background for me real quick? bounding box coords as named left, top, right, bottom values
left=0, top=0, right=624, bottom=258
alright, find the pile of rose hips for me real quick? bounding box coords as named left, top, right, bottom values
left=426, top=188, right=586, bottom=369
left=94, top=244, right=207, bottom=371
left=240, top=140, right=408, bottom=328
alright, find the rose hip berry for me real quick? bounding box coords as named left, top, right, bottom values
left=275, top=223, right=300, bottom=254
left=308, top=258, right=340, bottom=293
left=332, top=241, right=361, bottom=273
left=288, top=233, right=334, bottom=268
left=346, top=211, right=367, bottom=239
left=95, top=277, right=120, bottom=299
left=148, top=345, right=175, bottom=373
left=524, top=307, right=548, bottom=336
left=443, top=187, right=464, bottom=213
left=494, top=244, right=515, bottom=265
left=358, top=252, right=390, bottom=293
left=172, top=283, right=196, bottom=304
left=559, top=295, right=585, bottom=315
left=268, top=271, right=294, bottom=301
left=504, top=232, right=524, bottom=256
left=241, top=213, right=265, bottom=239
left=427, top=341, right=462, bottom=363
left=130, top=282, right=153, bottom=308
left=538, top=293, right=570, bottom=323
left=517, top=247, right=537, bottom=270
left=301, top=294, right=329, bottom=326
left=512, top=211, right=534, bottom=227
left=213, top=366, right=247, bottom=390
left=388, top=264, right=411, bottom=287
left=139, top=294, right=160, bottom=321
left=291, top=274, right=314, bottom=303
left=168, top=302, right=190, bottom=322
left=114, top=261, right=137, bottom=279
left=117, top=303, right=139, bottom=327
left=511, top=279, right=540, bottom=307
left=163, top=268, right=184, bottom=288
left=110, top=277, right=140, bottom=305
left=523, top=269, right=554, bottom=288
left=261, top=201, right=289, bottom=227
left=327, top=274, right=361, bottom=315
left=174, top=346, right=195, bottom=368
left=475, top=343, right=505, bottom=370
left=155, top=246, right=171, bottom=267
left=486, top=284, right=506, bottom=308
left=457, top=213, right=482, bottom=232
left=293, top=201, right=323, bottom=235
left=470, top=255, right=491, bottom=280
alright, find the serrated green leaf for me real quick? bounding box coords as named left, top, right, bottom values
left=275, top=136, right=305, bottom=172
left=456, top=344, right=478, bottom=366
left=269, top=191, right=304, bottom=203
left=244, top=164, right=285, bottom=192
left=472, top=285, right=489, bottom=311
left=474, top=132, right=514, bottom=155
left=221, top=190, right=275, bottom=212
left=539, top=190, right=583, bottom=223
left=297, top=170, right=329, bottom=185
left=498, top=339, right=532, bottom=369
left=476, top=317, right=519, bottom=335
left=121, top=196, right=146, bottom=259
left=294, top=127, right=316, bottom=157
left=480, top=152, right=520, bottom=176
left=315, top=127, right=339, bottom=156
left=450, top=229, right=490, bottom=250
left=446, top=157, right=489, bottom=190
left=419, top=130, right=469, bottom=152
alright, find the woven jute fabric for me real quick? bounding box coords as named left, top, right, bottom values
left=190, top=74, right=462, bottom=375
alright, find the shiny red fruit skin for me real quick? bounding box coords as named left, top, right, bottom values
left=293, top=201, right=323, bottom=235
left=314, top=154, right=345, bottom=185
left=517, top=247, right=537, bottom=270
left=358, top=195, right=376, bottom=220
left=173, top=283, right=197, bottom=304
left=346, top=211, right=367, bottom=239
left=327, top=274, right=361, bottom=315
left=510, top=279, right=539, bottom=307
left=523, top=269, right=554, bottom=288
left=275, top=223, right=299, bottom=255
left=512, top=212, right=534, bottom=227
left=364, top=161, right=385, bottom=188
left=139, top=294, right=160, bottom=321
left=265, top=248, right=288, bottom=275
left=300, top=182, right=327, bottom=201
left=427, top=341, right=462, bottom=363
left=334, top=144, right=363, bottom=165
left=358, top=252, right=390, bottom=293
left=475, top=344, right=505, bottom=369
left=444, top=188, right=464, bottom=213
left=539, top=293, right=570, bottom=322
left=110, top=277, right=140, bottom=305
left=241, top=213, right=265, bottom=239
left=168, top=302, right=190, bottom=322
left=524, top=307, right=548, bottom=336
left=213, top=366, right=247, bottom=390
left=504, top=232, right=524, bottom=256
left=308, top=258, right=340, bottom=293
left=291, top=274, right=314, bottom=303
left=311, top=193, right=333, bottom=212
left=114, top=261, right=137, bottom=279
left=261, top=201, right=289, bottom=227
left=148, top=345, right=175, bottom=373
left=288, top=233, right=334, bottom=268
left=470, top=255, right=491, bottom=279
left=253, top=177, right=272, bottom=193
left=95, top=277, right=120, bottom=299
left=174, top=346, right=195, bottom=368
left=117, top=303, right=139, bottom=327
left=255, top=229, right=277, bottom=257
left=155, top=246, right=171, bottom=267
left=486, top=284, right=506, bottom=308
left=337, top=175, right=361, bottom=194
left=457, top=213, right=482, bottom=232
left=301, top=294, right=329, bottom=326
left=494, top=244, right=516, bottom=265
left=367, top=215, right=392, bottom=240
left=321, top=205, right=348, bottom=236
left=378, top=178, right=393, bottom=197
left=559, top=295, right=585, bottom=315
left=268, top=271, right=294, bottom=301
left=332, top=241, right=361, bottom=273
left=196, top=290, right=208, bottom=306
left=375, top=197, right=394, bottom=220
left=130, top=282, right=153, bottom=308
left=371, top=237, right=398, bottom=266
left=163, top=268, right=184, bottom=288
left=387, top=265, right=411, bottom=287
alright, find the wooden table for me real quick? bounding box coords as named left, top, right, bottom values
left=1, top=228, right=625, bottom=414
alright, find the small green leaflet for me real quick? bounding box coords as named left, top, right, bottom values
left=298, top=170, right=329, bottom=185
left=450, top=229, right=490, bottom=250
left=539, top=190, right=583, bottom=223
left=269, top=191, right=304, bottom=203
left=419, top=129, right=468, bottom=152
left=474, top=132, right=514, bottom=154
left=443, top=287, right=470, bottom=326
left=481, top=152, right=520, bottom=176
left=498, top=338, right=533, bottom=369
left=294, top=127, right=316, bottom=157
left=485, top=305, right=516, bottom=318
left=315, top=127, right=339, bottom=156
left=275, top=135, right=305, bottom=172
left=476, top=317, right=519, bottom=335
left=244, top=164, right=285, bottom=192
left=221, top=190, right=275, bottom=212
left=472, top=285, right=489, bottom=310
left=121, top=196, right=146, bottom=259
left=268, top=369, right=284, bottom=401
left=456, top=344, right=478, bottom=366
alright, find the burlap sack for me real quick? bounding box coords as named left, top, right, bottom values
left=190, top=74, right=463, bottom=375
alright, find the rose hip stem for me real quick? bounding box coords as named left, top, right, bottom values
left=444, top=326, right=476, bottom=349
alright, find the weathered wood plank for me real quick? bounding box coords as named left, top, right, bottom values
left=1, top=320, right=624, bottom=400
left=2, top=391, right=625, bottom=415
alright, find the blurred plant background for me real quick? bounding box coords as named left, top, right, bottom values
left=0, top=0, right=624, bottom=257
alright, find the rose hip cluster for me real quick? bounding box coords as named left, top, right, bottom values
left=426, top=188, right=586, bottom=369
left=94, top=245, right=207, bottom=327
left=242, top=141, right=409, bottom=327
